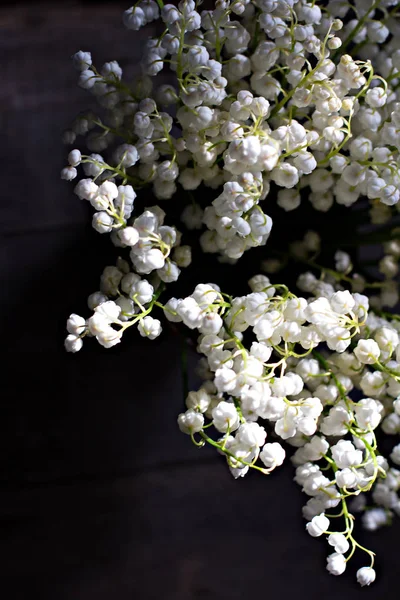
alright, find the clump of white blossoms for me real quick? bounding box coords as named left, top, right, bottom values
left=61, top=0, right=400, bottom=587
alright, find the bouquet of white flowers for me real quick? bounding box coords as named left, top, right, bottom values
left=61, top=0, right=400, bottom=587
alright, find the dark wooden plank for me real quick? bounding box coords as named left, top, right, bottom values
left=1, top=225, right=208, bottom=484
left=0, top=462, right=398, bottom=600
left=0, top=2, right=148, bottom=234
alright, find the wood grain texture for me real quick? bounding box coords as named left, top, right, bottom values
left=0, top=1, right=143, bottom=234
left=1, top=3, right=400, bottom=599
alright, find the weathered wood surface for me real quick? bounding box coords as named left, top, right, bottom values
left=0, top=3, right=399, bottom=599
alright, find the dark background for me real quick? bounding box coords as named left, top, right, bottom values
left=1, top=2, right=399, bottom=598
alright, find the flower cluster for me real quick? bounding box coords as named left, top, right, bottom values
left=62, top=0, right=400, bottom=260
left=61, top=0, right=400, bottom=588
left=64, top=205, right=184, bottom=352
left=175, top=275, right=400, bottom=584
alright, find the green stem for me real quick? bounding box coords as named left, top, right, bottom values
left=270, top=66, right=316, bottom=119
left=199, top=431, right=268, bottom=474
left=312, top=350, right=351, bottom=409
left=374, top=361, right=400, bottom=382
left=121, top=284, right=165, bottom=331
left=289, top=253, right=384, bottom=289
left=333, top=0, right=382, bottom=58
left=250, top=14, right=261, bottom=52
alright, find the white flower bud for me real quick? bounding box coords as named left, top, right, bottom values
left=67, top=314, right=86, bottom=336
left=72, top=51, right=92, bottom=71
left=306, top=513, right=330, bottom=537
left=178, top=409, right=204, bottom=434
left=68, top=149, right=82, bottom=166
left=78, top=69, right=97, bottom=90
left=87, top=292, right=108, bottom=310
left=199, top=313, right=223, bottom=335
left=382, top=413, right=400, bottom=435
left=236, top=422, right=267, bottom=449
left=101, top=60, right=123, bottom=80
left=328, top=533, right=350, bottom=554
left=212, top=401, right=240, bottom=433
left=114, top=144, right=138, bottom=168
left=95, top=301, right=121, bottom=322
left=61, top=166, right=77, bottom=181
left=118, top=227, right=140, bottom=247
left=354, top=339, right=381, bottom=364
left=362, top=507, right=388, bottom=531
left=157, top=260, right=180, bottom=283
left=186, top=389, right=211, bottom=413
left=138, top=316, right=162, bottom=340
left=65, top=334, right=83, bottom=353
left=163, top=298, right=182, bottom=323
left=131, top=248, right=165, bottom=274
left=336, top=468, right=359, bottom=489
left=356, top=567, right=376, bottom=587
left=92, top=211, right=114, bottom=234
left=131, top=279, right=154, bottom=304
left=331, top=440, right=363, bottom=469
left=271, top=163, right=299, bottom=188
left=330, top=290, right=355, bottom=314
left=172, top=245, right=192, bottom=268
left=260, top=442, right=285, bottom=468
left=74, top=178, right=98, bottom=201
left=176, top=297, right=204, bottom=329
left=327, top=36, right=342, bottom=50
left=123, top=6, right=147, bottom=30
left=326, top=553, right=346, bottom=576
